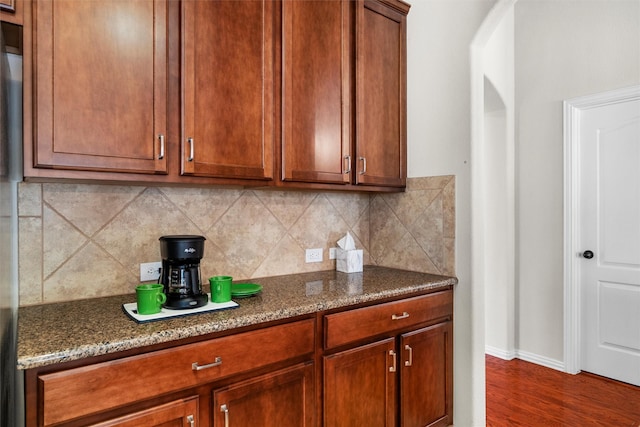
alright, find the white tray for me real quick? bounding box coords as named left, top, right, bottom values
left=123, top=294, right=238, bottom=323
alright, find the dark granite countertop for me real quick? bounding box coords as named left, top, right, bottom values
left=17, top=266, right=456, bottom=370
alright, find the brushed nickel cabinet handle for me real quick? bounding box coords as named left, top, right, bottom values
left=192, top=356, right=222, bottom=371
left=359, top=156, right=367, bottom=175
left=187, top=137, right=194, bottom=162
left=221, top=404, right=229, bottom=427
left=343, top=155, right=351, bottom=174
left=158, top=134, right=165, bottom=160
left=187, top=414, right=195, bottom=427
left=391, top=312, right=409, bottom=320
left=389, top=349, right=397, bottom=372
left=404, top=344, right=413, bottom=367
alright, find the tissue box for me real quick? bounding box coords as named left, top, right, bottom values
left=336, top=249, right=363, bottom=273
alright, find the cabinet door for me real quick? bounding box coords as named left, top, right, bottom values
left=33, top=0, right=168, bottom=174
left=281, top=0, right=351, bottom=185
left=355, top=0, right=408, bottom=188
left=1, top=0, right=21, bottom=25
left=212, top=362, right=315, bottom=427
left=90, top=396, right=198, bottom=427
left=324, top=338, right=397, bottom=427
left=0, top=0, right=15, bottom=12
left=182, top=0, right=274, bottom=181
left=399, top=321, right=453, bottom=427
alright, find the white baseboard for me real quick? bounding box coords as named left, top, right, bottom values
left=485, top=346, right=516, bottom=360
left=515, top=349, right=565, bottom=372
left=485, top=347, right=566, bottom=372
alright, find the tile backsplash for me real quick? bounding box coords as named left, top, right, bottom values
left=17, top=176, right=455, bottom=305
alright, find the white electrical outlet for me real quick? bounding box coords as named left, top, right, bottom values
left=329, top=247, right=337, bottom=260
left=140, top=261, right=162, bottom=281
left=305, top=248, right=323, bottom=263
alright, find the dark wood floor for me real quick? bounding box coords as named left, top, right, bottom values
left=486, top=355, right=640, bottom=426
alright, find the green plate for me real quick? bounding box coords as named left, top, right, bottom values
left=231, top=283, right=263, bottom=298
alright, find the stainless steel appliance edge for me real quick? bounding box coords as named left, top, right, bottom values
left=0, top=23, right=24, bottom=427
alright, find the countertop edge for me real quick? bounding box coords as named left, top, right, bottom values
left=18, top=271, right=456, bottom=370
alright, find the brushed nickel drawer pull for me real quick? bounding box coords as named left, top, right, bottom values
left=389, top=349, right=397, bottom=372
left=187, top=414, right=195, bottom=427
left=158, top=134, right=165, bottom=160
left=221, top=404, right=229, bottom=427
left=404, top=344, right=413, bottom=367
left=343, top=155, right=351, bottom=174
left=187, top=137, right=194, bottom=161
left=391, top=312, right=410, bottom=320
left=359, top=156, right=367, bottom=175
left=192, top=356, right=222, bottom=371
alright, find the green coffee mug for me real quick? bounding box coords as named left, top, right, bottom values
left=136, top=284, right=167, bottom=315
left=209, top=276, right=232, bottom=303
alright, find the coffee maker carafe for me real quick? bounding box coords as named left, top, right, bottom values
left=159, top=235, right=208, bottom=309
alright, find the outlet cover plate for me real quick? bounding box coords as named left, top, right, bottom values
left=140, top=261, right=162, bottom=281
left=305, top=248, right=323, bottom=263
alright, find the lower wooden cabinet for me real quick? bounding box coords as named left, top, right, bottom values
left=323, top=322, right=453, bottom=427
left=28, top=319, right=315, bottom=427
left=322, top=290, right=454, bottom=427
left=399, top=321, right=453, bottom=427
left=213, top=362, right=315, bottom=427
left=25, top=289, right=453, bottom=427
left=324, top=338, right=397, bottom=426
left=90, top=396, right=198, bottom=427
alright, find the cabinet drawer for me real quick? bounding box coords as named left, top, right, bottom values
left=90, top=396, right=198, bottom=427
left=324, top=290, right=452, bottom=349
left=39, top=318, right=315, bottom=426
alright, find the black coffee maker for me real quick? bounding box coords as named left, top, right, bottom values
left=159, top=235, right=209, bottom=309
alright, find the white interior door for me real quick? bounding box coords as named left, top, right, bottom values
left=579, top=90, right=640, bottom=386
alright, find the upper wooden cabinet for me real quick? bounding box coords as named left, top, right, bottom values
left=280, top=0, right=409, bottom=190
left=281, top=0, right=351, bottom=185
left=0, top=0, right=22, bottom=25
left=355, top=0, right=408, bottom=188
left=181, top=0, right=275, bottom=181
left=32, top=0, right=168, bottom=175
left=0, top=0, right=15, bottom=13
left=24, top=0, right=409, bottom=191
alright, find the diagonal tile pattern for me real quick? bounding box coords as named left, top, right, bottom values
left=370, top=176, right=456, bottom=275
left=42, top=205, right=87, bottom=278
left=159, top=186, right=244, bottom=233
left=43, top=183, right=143, bottom=236
left=208, top=191, right=286, bottom=278
left=253, top=190, right=318, bottom=231
left=17, top=176, right=455, bottom=305
left=94, top=188, right=203, bottom=274
left=289, top=195, right=351, bottom=250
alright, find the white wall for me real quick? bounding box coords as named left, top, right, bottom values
left=406, top=1, right=495, bottom=425
left=515, top=0, right=640, bottom=365
left=478, top=5, right=516, bottom=359
left=483, top=100, right=514, bottom=355
left=407, top=1, right=638, bottom=423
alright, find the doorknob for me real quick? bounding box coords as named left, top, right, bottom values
left=582, top=250, right=594, bottom=259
